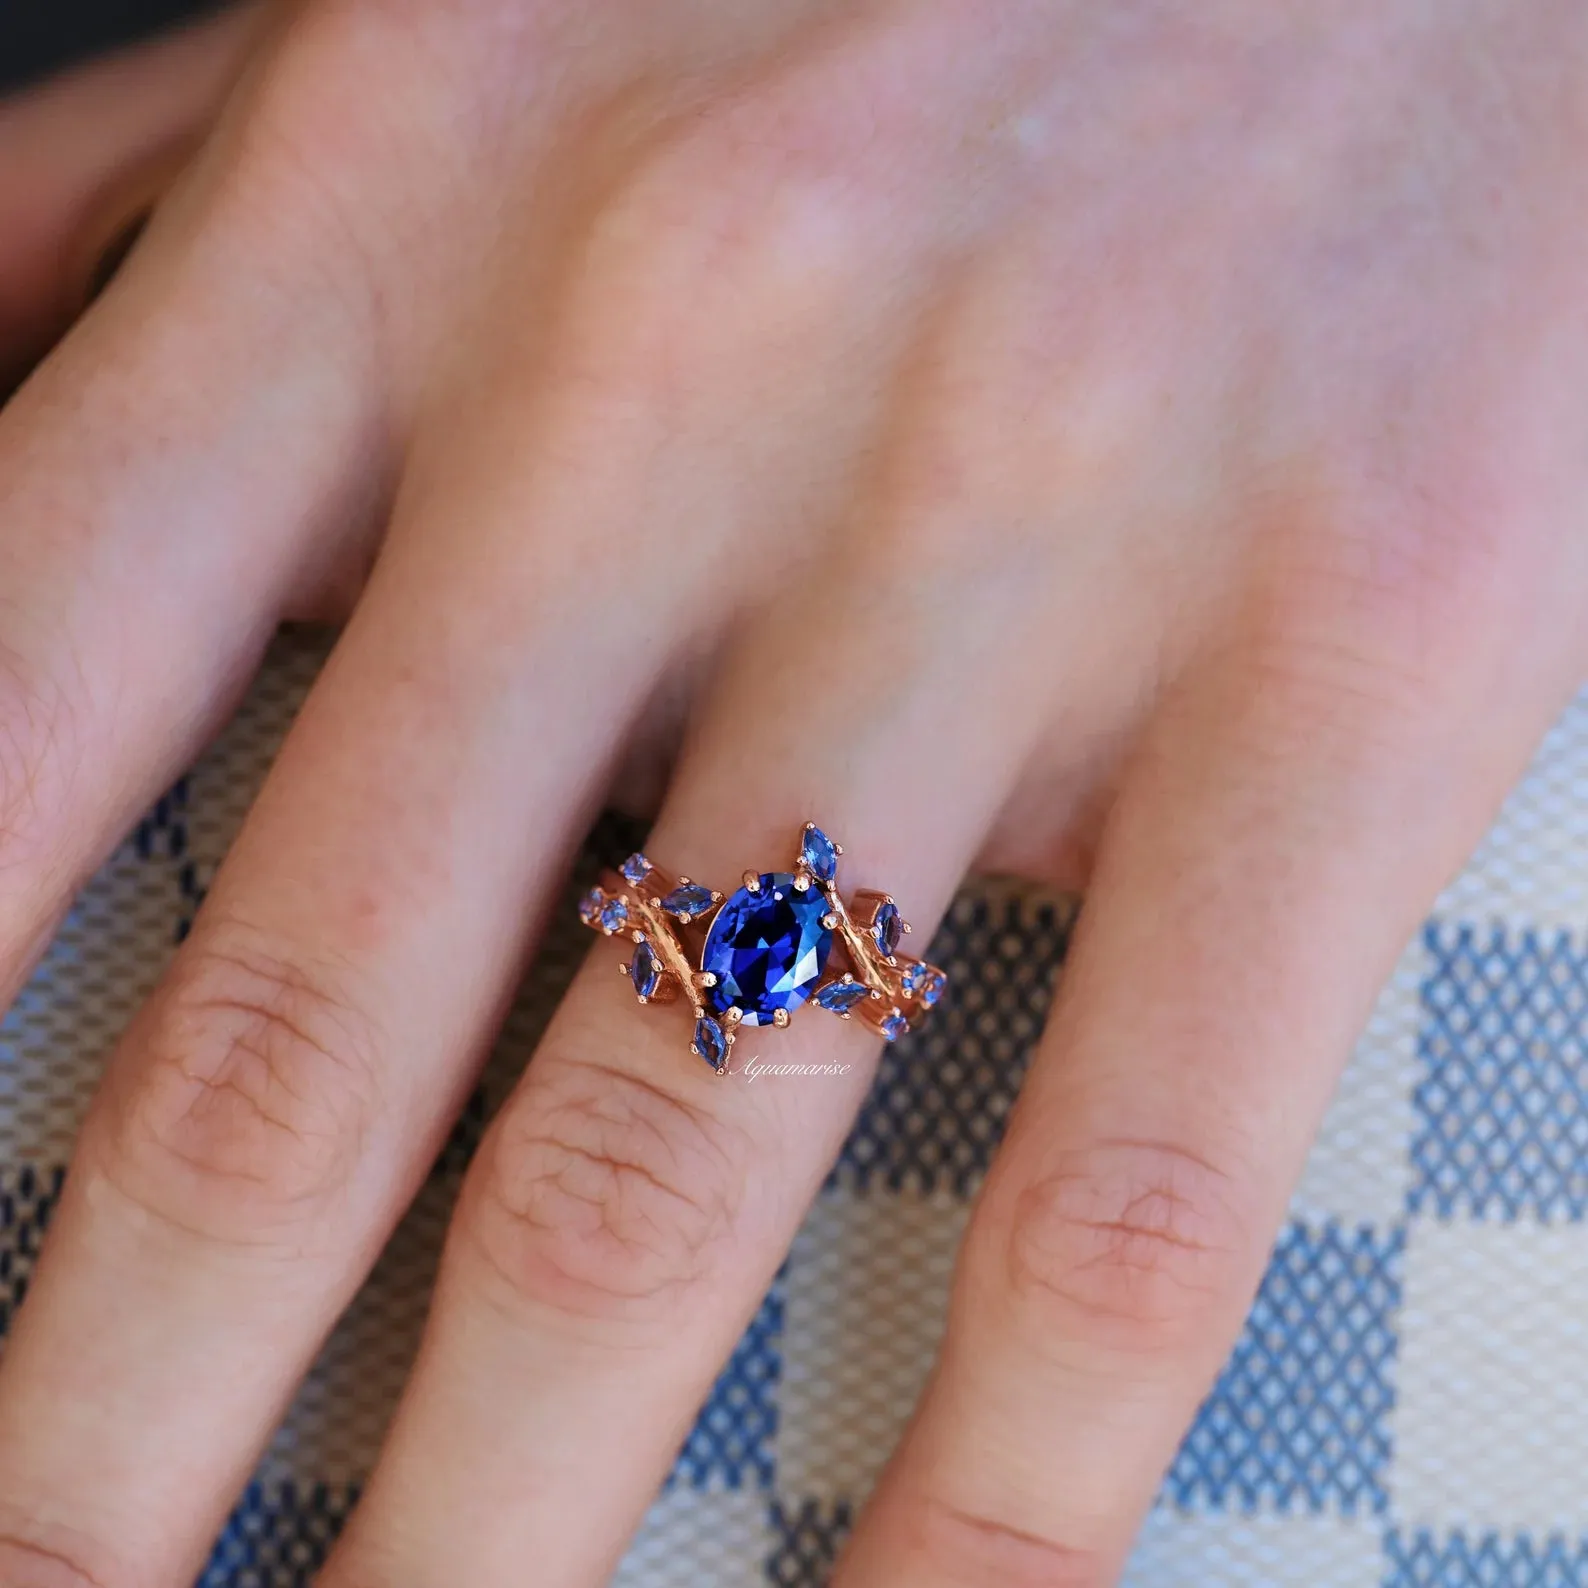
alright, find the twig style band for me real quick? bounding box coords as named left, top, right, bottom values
left=579, top=823, right=948, bottom=1073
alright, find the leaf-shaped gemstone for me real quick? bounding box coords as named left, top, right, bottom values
left=629, top=937, right=662, bottom=999
left=814, top=978, right=869, bottom=1015
left=800, top=824, right=839, bottom=883
left=662, top=883, right=717, bottom=921
left=693, top=1015, right=728, bottom=1068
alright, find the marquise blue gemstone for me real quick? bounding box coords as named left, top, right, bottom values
left=702, top=872, right=833, bottom=1026
left=662, top=883, right=717, bottom=921
left=694, top=1015, right=728, bottom=1068
left=620, top=852, right=652, bottom=886
left=800, top=824, right=839, bottom=883
left=629, top=937, right=662, bottom=999
left=872, top=901, right=902, bottom=957
left=598, top=896, right=629, bottom=933
left=880, top=1011, right=910, bottom=1043
left=814, top=977, right=869, bottom=1015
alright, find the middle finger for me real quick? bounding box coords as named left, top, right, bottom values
left=318, top=503, right=1051, bottom=1585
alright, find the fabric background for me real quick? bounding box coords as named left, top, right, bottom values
left=3, top=629, right=1587, bottom=1585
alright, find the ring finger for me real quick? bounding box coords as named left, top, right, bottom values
left=316, top=511, right=1054, bottom=1585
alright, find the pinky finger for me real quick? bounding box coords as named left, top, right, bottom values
left=835, top=609, right=1566, bottom=1586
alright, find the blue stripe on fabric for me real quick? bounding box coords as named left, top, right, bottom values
left=1166, top=1219, right=1404, bottom=1516
left=1412, top=922, right=1588, bottom=1223
left=670, top=1279, right=784, bottom=1492
left=1385, top=1528, right=1588, bottom=1585
left=198, top=1481, right=360, bottom=1587
left=833, top=894, right=1076, bottom=1196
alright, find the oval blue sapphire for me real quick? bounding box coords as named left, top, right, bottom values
left=702, top=872, right=833, bottom=1026
left=880, top=1011, right=910, bottom=1042
left=620, top=852, right=652, bottom=885
left=598, top=896, right=629, bottom=934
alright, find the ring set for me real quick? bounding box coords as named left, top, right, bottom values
left=580, top=822, right=948, bottom=1072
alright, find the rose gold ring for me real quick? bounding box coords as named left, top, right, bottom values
left=579, top=822, right=947, bottom=1073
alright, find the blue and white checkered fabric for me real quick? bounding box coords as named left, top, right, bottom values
left=4, top=630, right=1587, bottom=1586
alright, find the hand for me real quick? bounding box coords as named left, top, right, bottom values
left=0, top=1, right=1584, bottom=1583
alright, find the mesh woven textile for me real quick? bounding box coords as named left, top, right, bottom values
left=4, top=630, right=1588, bottom=1587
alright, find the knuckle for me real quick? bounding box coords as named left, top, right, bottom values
left=200, top=121, right=389, bottom=350
left=100, top=921, right=383, bottom=1243
left=916, top=1498, right=1110, bottom=1588
left=0, top=1529, right=117, bottom=1588
left=1243, top=472, right=1521, bottom=729
left=157, top=28, right=403, bottom=358
left=995, top=1140, right=1249, bottom=1353
left=571, top=105, right=871, bottom=379
left=465, top=1055, right=747, bottom=1324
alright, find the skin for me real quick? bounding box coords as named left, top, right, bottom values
left=0, top=1, right=1586, bottom=1583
